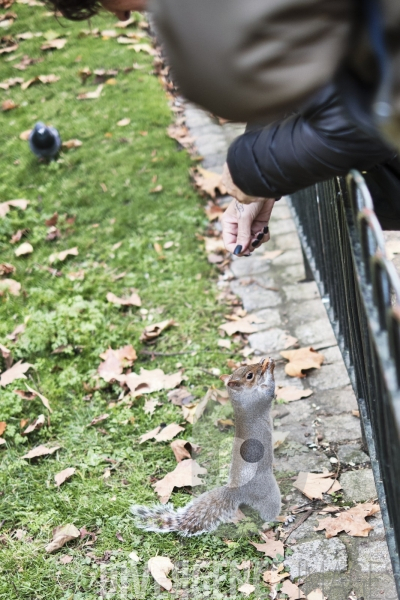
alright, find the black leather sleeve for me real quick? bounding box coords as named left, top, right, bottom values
left=227, top=83, right=395, bottom=198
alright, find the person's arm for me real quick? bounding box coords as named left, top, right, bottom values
left=227, top=83, right=395, bottom=198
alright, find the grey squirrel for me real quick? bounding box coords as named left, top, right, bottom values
left=131, top=357, right=281, bottom=536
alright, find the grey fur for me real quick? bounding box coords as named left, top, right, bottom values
left=130, top=357, right=281, bottom=535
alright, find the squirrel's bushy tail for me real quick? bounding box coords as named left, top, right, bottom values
left=131, top=486, right=238, bottom=536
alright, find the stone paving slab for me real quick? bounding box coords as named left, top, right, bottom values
left=184, top=101, right=396, bottom=599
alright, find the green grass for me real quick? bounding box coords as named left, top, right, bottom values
left=0, top=6, right=283, bottom=599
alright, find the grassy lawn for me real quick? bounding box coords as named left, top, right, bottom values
left=0, top=5, right=280, bottom=599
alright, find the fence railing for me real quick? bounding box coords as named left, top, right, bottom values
left=288, top=171, right=400, bottom=598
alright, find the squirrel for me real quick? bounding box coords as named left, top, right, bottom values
left=130, top=357, right=281, bottom=536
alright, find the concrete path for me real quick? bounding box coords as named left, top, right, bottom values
left=184, top=102, right=397, bottom=599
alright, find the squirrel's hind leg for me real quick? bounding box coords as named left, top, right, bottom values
left=244, top=477, right=281, bottom=523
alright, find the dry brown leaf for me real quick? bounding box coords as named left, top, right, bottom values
left=204, top=237, right=225, bottom=254
left=45, top=524, right=80, bottom=553
left=25, top=384, right=52, bottom=412
left=250, top=538, right=284, bottom=559
left=307, top=589, right=327, bottom=600
left=117, top=117, right=130, bottom=126
left=114, top=17, right=136, bottom=27
left=0, top=360, right=32, bottom=387
left=281, top=346, right=324, bottom=378
left=238, top=583, right=255, bottom=597
left=20, top=74, right=59, bottom=90
left=204, top=203, right=224, bottom=221
left=262, top=250, right=283, bottom=260
left=15, top=242, right=33, bottom=257
left=170, top=439, right=192, bottom=462
left=167, top=387, right=195, bottom=406
left=154, top=423, right=184, bottom=442
left=280, top=579, right=306, bottom=599
left=143, top=398, right=161, bottom=415
left=181, top=388, right=212, bottom=424
left=0, top=422, right=6, bottom=436
left=154, top=458, right=207, bottom=503
left=148, top=556, right=174, bottom=591
left=45, top=212, right=58, bottom=226
left=41, top=38, right=67, bottom=50
left=139, top=425, right=161, bottom=444
left=167, top=123, right=194, bottom=147
left=275, top=386, right=313, bottom=402
left=0, top=437, right=6, bottom=446
left=352, top=409, right=360, bottom=418
left=62, top=139, right=82, bottom=149
left=315, top=503, right=380, bottom=538
left=293, top=472, right=342, bottom=500
left=6, top=322, right=25, bottom=341
left=272, top=430, right=290, bottom=449
left=98, top=345, right=137, bottom=382
left=194, top=167, right=227, bottom=199
left=0, top=76, right=23, bottom=90
left=129, top=43, right=157, bottom=55
left=262, top=567, right=290, bottom=585
left=0, top=278, right=21, bottom=296
left=236, top=560, right=251, bottom=571
left=150, top=184, right=163, bottom=193
left=77, top=84, right=103, bottom=100
left=125, top=368, right=182, bottom=397
left=49, top=247, right=78, bottom=264
left=106, top=291, right=141, bottom=307
left=140, top=319, right=176, bottom=342
left=88, top=413, right=109, bottom=426
left=219, top=314, right=265, bottom=336
left=0, top=198, right=29, bottom=218
left=67, top=270, right=85, bottom=281
left=22, top=414, right=45, bottom=435
left=22, top=444, right=61, bottom=459
left=0, top=262, right=15, bottom=276
left=54, top=467, right=76, bottom=487
left=59, top=555, right=73, bottom=564
left=2, top=99, right=18, bottom=111
left=19, top=128, right=32, bottom=140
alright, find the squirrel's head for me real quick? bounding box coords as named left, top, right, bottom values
left=221, top=357, right=275, bottom=408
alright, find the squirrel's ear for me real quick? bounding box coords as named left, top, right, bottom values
left=219, top=374, right=230, bottom=383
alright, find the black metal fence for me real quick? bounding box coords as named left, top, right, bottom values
left=289, top=171, right=400, bottom=597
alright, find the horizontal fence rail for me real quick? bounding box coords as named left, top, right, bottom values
left=288, top=171, right=400, bottom=597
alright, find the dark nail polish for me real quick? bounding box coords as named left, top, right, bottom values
left=263, top=226, right=269, bottom=234
left=257, top=232, right=264, bottom=240
left=251, top=239, right=260, bottom=247
left=233, top=245, right=242, bottom=255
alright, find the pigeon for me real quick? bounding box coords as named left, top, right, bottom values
left=29, top=122, right=61, bottom=160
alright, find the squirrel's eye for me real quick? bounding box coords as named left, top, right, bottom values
left=246, top=372, right=254, bottom=380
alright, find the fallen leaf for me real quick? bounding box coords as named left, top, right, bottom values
left=204, top=203, right=224, bottom=221
left=140, top=319, right=176, bottom=342
left=0, top=437, right=6, bottom=446
left=0, top=343, right=12, bottom=364
left=15, top=242, right=33, bottom=257
left=272, top=430, right=290, bottom=449
left=54, top=467, right=76, bottom=487
left=0, top=198, right=29, bottom=218
left=67, top=270, right=85, bottom=281
left=280, top=346, right=324, bottom=378
left=22, top=414, right=45, bottom=435
left=0, top=76, right=24, bottom=90
left=130, top=43, right=157, bottom=55
left=0, top=278, right=21, bottom=296
left=20, top=74, right=59, bottom=90
left=19, top=128, right=31, bottom=140
left=236, top=560, right=251, bottom=571
left=45, top=523, right=79, bottom=553
left=98, top=345, right=137, bottom=382
left=194, top=167, right=227, bottom=199
left=219, top=314, right=265, bottom=336
left=77, top=84, right=103, bottom=100
left=250, top=538, right=284, bottom=559
left=49, top=247, right=79, bottom=264
left=238, top=583, right=255, bottom=597
left=275, top=386, right=313, bottom=402
left=293, top=472, right=342, bottom=500
left=125, top=368, right=182, bottom=397
left=280, top=579, right=306, bottom=599
left=2, top=99, right=18, bottom=111
left=117, top=117, right=130, bottom=126
left=218, top=338, right=231, bottom=349
left=352, top=409, right=360, bottom=418
left=315, top=503, right=380, bottom=538
left=106, top=291, right=141, bottom=307
left=181, top=388, right=212, bottom=424
left=154, top=458, right=207, bottom=503
left=45, top=212, right=58, bottom=226
left=262, top=567, right=290, bottom=585
left=10, top=229, right=27, bottom=244
left=307, top=589, right=327, bottom=600
left=167, top=123, right=194, bottom=147
left=129, top=550, right=141, bottom=562
left=101, top=29, right=117, bottom=37
left=59, top=555, right=73, bottom=564
left=22, top=444, right=60, bottom=459
left=143, top=398, right=161, bottom=415
left=62, top=139, right=82, bottom=149
left=115, top=16, right=136, bottom=27
left=88, top=413, right=109, bottom=426
left=170, top=439, right=191, bottom=462
left=139, top=425, right=161, bottom=444
left=0, top=360, right=32, bottom=387
left=167, top=387, right=195, bottom=406
left=154, top=423, right=184, bottom=442
left=0, top=422, right=6, bottom=436
left=262, top=250, right=283, bottom=260
left=150, top=184, right=163, bottom=193
left=25, top=384, right=52, bottom=412
left=148, top=556, right=174, bottom=591
left=6, top=322, right=25, bottom=341
left=41, top=38, right=67, bottom=50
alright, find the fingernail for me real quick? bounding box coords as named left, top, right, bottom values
left=233, top=245, right=242, bottom=255
left=263, top=226, right=269, bottom=234
left=257, top=232, right=264, bottom=240
left=251, top=239, right=260, bottom=247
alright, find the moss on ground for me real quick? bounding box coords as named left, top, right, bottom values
left=0, top=6, right=277, bottom=599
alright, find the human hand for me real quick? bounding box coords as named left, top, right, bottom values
left=221, top=162, right=267, bottom=205
left=222, top=198, right=275, bottom=256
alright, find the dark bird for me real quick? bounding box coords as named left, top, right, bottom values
left=29, top=122, right=61, bottom=160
